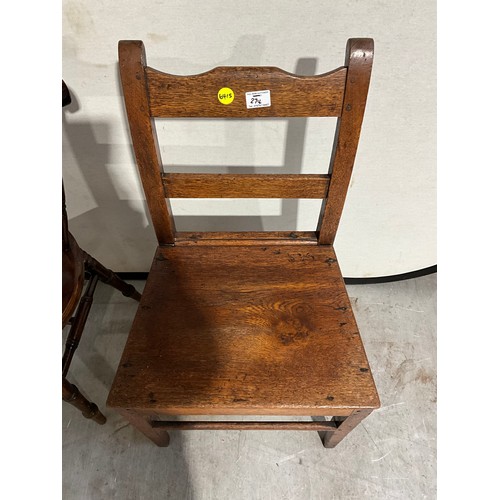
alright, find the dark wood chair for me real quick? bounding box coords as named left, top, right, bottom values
left=107, top=39, right=379, bottom=447
left=62, top=81, right=142, bottom=424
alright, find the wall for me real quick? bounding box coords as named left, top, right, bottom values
left=62, top=0, right=436, bottom=277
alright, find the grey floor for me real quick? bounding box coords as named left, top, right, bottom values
left=62, top=274, right=436, bottom=500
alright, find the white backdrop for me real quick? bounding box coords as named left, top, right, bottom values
left=62, top=0, right=436, bottom=276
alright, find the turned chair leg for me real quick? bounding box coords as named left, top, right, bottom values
left=63, top=377, right=106, bottom=424
left=62, top=274, right=99, bottom=377
left=84, top=252, right=141, bottom=301
left=321, top=409, right=372, bottom=448
left=63, top=256, right=140, bottom=426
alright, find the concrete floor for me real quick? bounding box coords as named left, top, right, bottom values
left=62, top=274, right=436, bottom=499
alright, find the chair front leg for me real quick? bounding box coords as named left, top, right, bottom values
left=116, top=409, right=170, bottom=447
left=322, top=409, right=373, bottom=448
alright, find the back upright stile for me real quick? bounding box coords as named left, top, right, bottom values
left=119, top=42, right=176, bottom=244
left=317, top=38, right=374, bottom=244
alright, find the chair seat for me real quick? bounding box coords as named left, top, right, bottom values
left=107, top=244, right=379, bottom=416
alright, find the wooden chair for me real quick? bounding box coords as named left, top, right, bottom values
left=62, top=81, right=142, bottom=424
left=107, top=39, right=379, bottom=447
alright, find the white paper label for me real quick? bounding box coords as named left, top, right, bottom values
left=245, top=90, right=271, bottom=109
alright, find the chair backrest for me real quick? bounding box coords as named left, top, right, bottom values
left=118, top=38, right=373, bottom=246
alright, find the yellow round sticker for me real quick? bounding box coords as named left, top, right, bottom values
left=218, top=87, right=234, bottom=105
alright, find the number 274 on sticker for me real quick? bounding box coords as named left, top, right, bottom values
left=245, top=90, right=271, bottom=109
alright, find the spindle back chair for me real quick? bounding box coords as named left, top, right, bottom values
left=62, top=81, right=142, bottom=424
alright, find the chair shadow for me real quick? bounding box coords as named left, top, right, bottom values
left=62, top=93, right=156, bottom=268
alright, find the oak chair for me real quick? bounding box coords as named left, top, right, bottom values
left=62, top=81, right=142, bottom=424
left=107, top=39, right=379, bottom=447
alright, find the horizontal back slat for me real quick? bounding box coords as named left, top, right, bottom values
left=175, top=231, right=318, bottom=245
left=147, top=66, right=347, bottom=118
left=162, top=173, right=330, bottom=198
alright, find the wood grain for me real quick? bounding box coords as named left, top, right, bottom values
left=163, top=173, right=330, bottom=198
left=147, top=66, right=347, bottom=118
left=317, top=38, right=374, bottom=244
left=107, top=244, right=380, bottom=415
left=118, top=40, right=176, bottom=244
left=174, top=231, right=318, bottom=245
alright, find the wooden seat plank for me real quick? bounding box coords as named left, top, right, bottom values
left=108, top=245, right=379, bottom=415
